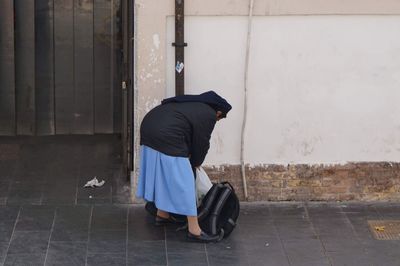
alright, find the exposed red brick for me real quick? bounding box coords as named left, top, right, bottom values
left=204, top=162, right=400, bottom=201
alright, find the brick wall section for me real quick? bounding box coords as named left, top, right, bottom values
left=203, top=163, right=400, bottom=201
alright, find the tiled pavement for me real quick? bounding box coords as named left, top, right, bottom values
left=0, top=203, right=400, bottom=266
left=1, top=136, right=400, bottom=266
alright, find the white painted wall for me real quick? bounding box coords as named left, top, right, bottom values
left=166, top=16, right=400, bottom=165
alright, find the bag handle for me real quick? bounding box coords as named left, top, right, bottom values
left=221, top=181, right=235, bottom=193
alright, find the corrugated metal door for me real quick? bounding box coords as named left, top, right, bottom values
left=0, top=0, right=122, bottom=136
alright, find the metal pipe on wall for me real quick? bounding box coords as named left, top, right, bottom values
left=240, top=0, right=255, bottom=200
left=173, top=0, right=187, bottom=96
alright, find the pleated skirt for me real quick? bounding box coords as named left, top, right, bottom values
left=136, top=145, right=197, bottom=216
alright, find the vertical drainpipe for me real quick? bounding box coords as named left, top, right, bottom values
left=173, top=0, right=186, bottom=96
left=240, top=0, right=255, bottom=201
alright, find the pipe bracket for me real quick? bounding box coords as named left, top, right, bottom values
left=172, top=42, right=188, bottom=47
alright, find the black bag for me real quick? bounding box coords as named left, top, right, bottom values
left=144, top=181, right=240, bottom=240
left=197, top=182, right=240, bottom=239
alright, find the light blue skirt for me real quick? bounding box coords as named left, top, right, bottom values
left=136, top=145, right=197, bottom=216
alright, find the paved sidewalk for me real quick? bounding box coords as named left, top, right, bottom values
left=0, top=202, right=400, bottom=265
left=1, top=136, right=399, bottom=265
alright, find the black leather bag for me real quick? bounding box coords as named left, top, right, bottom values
left=197, top=182, right=240, bottom=239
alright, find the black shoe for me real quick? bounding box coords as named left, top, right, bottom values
left=187, top=231, right=220, bottom=243
left=155, top=215, right=178, bottom=226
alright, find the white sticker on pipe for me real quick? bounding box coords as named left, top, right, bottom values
left=175, top=61, right=184, bottom=73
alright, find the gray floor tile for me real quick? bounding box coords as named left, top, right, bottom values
left=45, top=241, right=86, bottom=266
left=167, top=251, right=208, bottom=266
left=207, top=249, right=249, bottom=266
left=88, top=230, right=126, bottom=254
left=41, top=197, right=77, bottom=206
left=0, top=161, right=17, bottom=180
left=275, top=223, right=316, bottom=240
left=128, top=223, right=165, bottom=242
left=311, top=218, right=357, bottom=239
left=374, top=204, right=400, bottom=219
left=87, top=253, right=126, bottom=266
left=41, top=182, right=77, bottom=205
left=112, top=195, right=132, bottom=204
left=164, top=227, right=189, bottom=243
left=206, top=240, right=249, bottom=266
left=341, top=203, right=379, bottom=216
left=0, top=181, right=11, bottom=199
left=128, top=208, right=165, bottom=242
left=15, top=206, right=55, bottom=231
left=8, top=231, right=50, bottom=254
left=0, top=198, right=7, bottom=206
left=13, top=168, right=47, bottom=183
left=4, top=253, right=46, bottom=266
left=76, top=186, right=112, bottom=205
left=363, top=240, right=400, bottom=266
left=328, top=251, right=372, bottom=266
left=307, top=203, right=344, bottom=217
left=310, top=214, right=348, bottom=223
left=0, top=220, right=17, bottom=242
left=0, top=207, right=19, bottom=220
left=76, top=197, right=112, bottom=205
left=91, top=206, right=127, bottom=231
left=111, top=176, right=132, bottom=204
left=128, top=240, right=166, bottom=266
left=0, top=242, right=9, bottom=258
left=282, top=239, right=330, bottom=266
left=239, top=204, right=271, bottom=219
left=166, top=240, right=208, bottom=266
left=166, top=240, right=206, bottom=254
left=243, top=237, right=290, bottom=266
left=6, top=182, right=43, bottom=205
left=269, top=203, right=306, bottom=217
left=246, top=253, right=290, bottom=266
left=51, top=206, right=91, bottom=242
left=55, top=206, right=91, bottom=226
left=78, top=166, right=115, bottom=187
left=345, top=219, right=376, bottom=242
left=207, top=239, right=249, bottom=262
left=50, top=229, right=88, bottom=243
left=234, top=220, right=277, bottom=239
left=319, top=234, right=364, bottom=252
left=364, top=255, right=400, bottom=266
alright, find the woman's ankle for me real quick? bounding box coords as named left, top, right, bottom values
left=186, top=216, right=202, bottom=236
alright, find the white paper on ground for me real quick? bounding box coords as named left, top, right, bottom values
left=84, top=176, right=105, bottom=188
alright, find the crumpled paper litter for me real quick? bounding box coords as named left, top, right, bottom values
left=84, top=177, right=105, bottom=188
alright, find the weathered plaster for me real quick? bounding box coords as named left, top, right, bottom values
left=136, top=0, right=400, bottom=123
left=134, top=0, right=400, bottom=201
left=166, top=15, right=400, bottom=165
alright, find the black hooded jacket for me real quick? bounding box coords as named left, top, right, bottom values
left=140, top=102, right=217, bottom=167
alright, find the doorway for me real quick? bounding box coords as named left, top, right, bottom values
left=0, top=0, right=123, bottom=135
left=0, top=0, right=133, bottom=179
